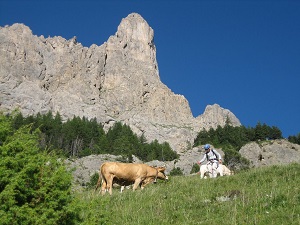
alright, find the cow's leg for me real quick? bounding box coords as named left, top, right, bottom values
left=219, top=169, right=224, bottom=176
left=107, top=175, right=114, bottom=195
left=211, top=162, right=218, bottom=178
left=140, top=182, right=145, bottom=190
left=200, top=167, right=205, bottom=179
left=206, top=163, right=213, bottom=178
left=133, top=178, right=142, bottom=191
left=120, top=186, right=125, bottom=193
left=200, top=172, right=204, bottom=179
left=217, top=166, right=223, bottom=177
left=100, top=179, right=107, bottom=195
left=140, top=180, right=150, bottom=190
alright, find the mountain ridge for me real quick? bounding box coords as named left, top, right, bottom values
left=0, top=13, right=241, bottom=152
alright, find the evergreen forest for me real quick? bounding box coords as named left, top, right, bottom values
left=193, top=121, right=283, bottom=149
left=9, top=111, right=179, bottom=162
left=288, top=133, right=300, bottom=145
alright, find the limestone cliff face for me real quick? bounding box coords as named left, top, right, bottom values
left=0, top=13, right=241, bottom=152
left=239, top=140, right=300, bottom=168
left=195, top=104, right=241, bottom=130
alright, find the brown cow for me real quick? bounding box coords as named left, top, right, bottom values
left=95, top=162, right=168, bottom=195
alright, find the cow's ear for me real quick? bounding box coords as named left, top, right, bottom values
left=157, top=167, right=166, bottom=172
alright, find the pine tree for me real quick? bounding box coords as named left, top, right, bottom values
left=0, top=113, right=78, bottom=224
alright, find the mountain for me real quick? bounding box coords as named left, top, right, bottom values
left=0, top=13, right=240, bottom=152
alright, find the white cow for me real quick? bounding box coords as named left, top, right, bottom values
left=218, top=164, right=233, bottom=176
left=199, top=164, right=233, bottom=179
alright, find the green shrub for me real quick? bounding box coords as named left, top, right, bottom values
left=87, top=172, right=99, bottom=189
left=169, top=167, right=183, bottom=176
left=190, top=163, right=200, bottom=174
left=0, top=114, right=79, bottom=224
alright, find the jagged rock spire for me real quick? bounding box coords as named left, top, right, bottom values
left=105, top=13, right=158, bottom=77
left=117, top=13, right=154, bottom=46
left=0, top=14, right=241, bottom=153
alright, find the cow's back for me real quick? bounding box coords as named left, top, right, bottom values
left=101, top=162, right=149, bottom=181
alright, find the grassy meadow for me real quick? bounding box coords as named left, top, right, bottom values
left=76, top=163, right=300, bottom=225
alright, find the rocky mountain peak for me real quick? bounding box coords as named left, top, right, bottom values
left=116, top=13, right=154, bottom=46
left=2, top=23, right=32, bottom=36
left=105, top=13, right=158, bottom=78
left=0, top=13, right=241, bottom=153
left=195, top=104, right=241, bottom=130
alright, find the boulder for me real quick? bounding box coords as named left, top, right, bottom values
left=239, top=139, right=300, bottom=167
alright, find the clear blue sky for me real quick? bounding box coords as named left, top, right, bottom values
left=1, top=0, right=299, bottom=137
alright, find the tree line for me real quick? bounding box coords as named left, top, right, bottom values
left=193, top=121, right=283, bottom=150
left=10, top=111, right=179, bottom=162
left=288, top=133, right=300, bottom=145
left=7, top=110, right=298, bottom=169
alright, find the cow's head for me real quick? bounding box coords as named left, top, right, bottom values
left=156, top=166, right=168, bottom=181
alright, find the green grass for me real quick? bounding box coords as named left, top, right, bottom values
left=75, top=163, right=300, bottom=225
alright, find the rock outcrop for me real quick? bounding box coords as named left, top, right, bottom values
left=0, top=13, right=241, bottom=152
left=239, top=139, right=300, bottom=167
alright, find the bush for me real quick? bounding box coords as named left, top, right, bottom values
left=169, top=167, right=184, bottom=176
left=87, top=172, right=99, bottom=189
left=190, top=163, right=200, bottom=174
left=0, top=113, right=79, bottom=224
left=223, top=145, right=250, bottom=171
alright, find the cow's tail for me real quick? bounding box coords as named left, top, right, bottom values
left=94, top=164, right=104, bottom=193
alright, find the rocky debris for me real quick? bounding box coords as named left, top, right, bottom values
left=215, top=190, right=242, bottom=202
left=0, top=13, right=241, bottom=153
left=239, top=139, right=300, bottom=167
